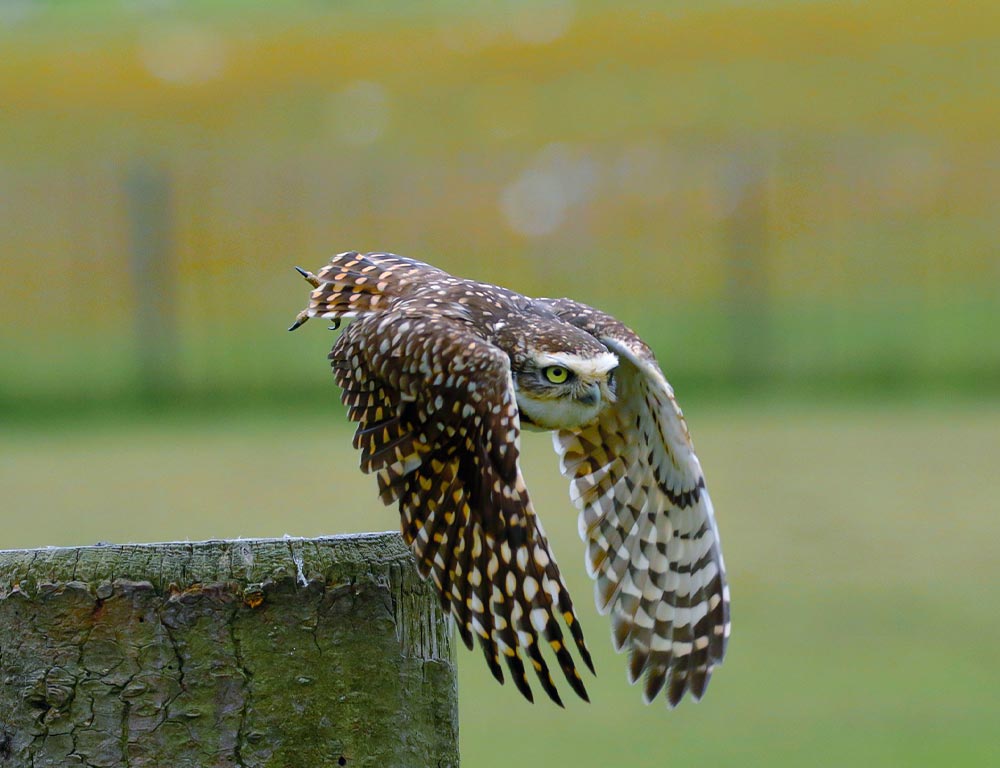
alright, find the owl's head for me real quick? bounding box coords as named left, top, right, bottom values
left=514, top=349, right=618, bottom=431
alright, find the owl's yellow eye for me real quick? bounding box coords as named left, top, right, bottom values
left=544, top=366, right=570, bottom=384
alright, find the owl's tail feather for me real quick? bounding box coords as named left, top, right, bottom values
left=288, top=251, right=444, bottom=331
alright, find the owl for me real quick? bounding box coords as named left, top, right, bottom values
left=290, top=251, right=730, bottom=707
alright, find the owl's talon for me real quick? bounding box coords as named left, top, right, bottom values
left=288, top=309, right=310, bottom=331
left=295, top=266, right=321, bottom=287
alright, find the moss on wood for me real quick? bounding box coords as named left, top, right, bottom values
left=0, top=533, right=458, bottom=767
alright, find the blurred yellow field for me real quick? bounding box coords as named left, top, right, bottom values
left=1, top=0, right=998, bottom=404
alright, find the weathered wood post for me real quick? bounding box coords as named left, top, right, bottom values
left=0, top=533, right=458, bottom=767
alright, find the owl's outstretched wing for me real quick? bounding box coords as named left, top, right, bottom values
left=332, top=308, right=594, bottom=705
left=536, top=298, right=731, bottom=707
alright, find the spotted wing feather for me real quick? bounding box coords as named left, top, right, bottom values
left=332, top=308, right=594, bottom=705
left=537, top=298, right=731, bottom=707
left=289, top=251, right=446, bottom=330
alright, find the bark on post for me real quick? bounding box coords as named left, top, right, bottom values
left=0, top=533, right=458, bottom=767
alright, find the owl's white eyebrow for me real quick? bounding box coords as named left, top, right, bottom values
left=535, top=351, right=618, bottom=377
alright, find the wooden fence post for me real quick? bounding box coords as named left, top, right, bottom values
left=0, top=533, right=459, bottom=767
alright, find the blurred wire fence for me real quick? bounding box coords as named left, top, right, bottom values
left=1, top=1, right=997, bottom=411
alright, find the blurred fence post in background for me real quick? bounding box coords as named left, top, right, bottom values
left=125, top=163, right=177, bottom=404
left=0, top=533, right=459, bottom=767
left=721, top=155, right=771, bottom=389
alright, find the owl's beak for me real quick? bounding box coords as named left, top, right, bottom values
left=598, top=377, right=617, bottom=406
left=576, top=382, right=601, bottom=407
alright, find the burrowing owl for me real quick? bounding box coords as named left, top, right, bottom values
left=290, top=251, right=730, bottom=707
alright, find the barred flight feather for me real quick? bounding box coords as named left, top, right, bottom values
left=540, top=299, right=731, bottom=708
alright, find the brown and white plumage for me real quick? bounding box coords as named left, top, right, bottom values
left=291, top=251, right=730, bottom=707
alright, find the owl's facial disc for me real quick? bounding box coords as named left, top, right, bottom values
left=515, top=350, right=618, bottom=431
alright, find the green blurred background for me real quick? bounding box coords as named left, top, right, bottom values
left=1, top=1, right=998, bottom=766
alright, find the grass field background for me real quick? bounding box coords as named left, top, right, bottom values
left=4, top=403, right=998, bottom=766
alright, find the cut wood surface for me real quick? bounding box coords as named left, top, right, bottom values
left=0, top=533, right=458, bottom=767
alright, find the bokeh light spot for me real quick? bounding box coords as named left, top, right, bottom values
left=510, top=0, right=576, bottom=45
left=328, top=81, right=391, bottom=147
left=139, top=23, right=227, bottom=85
left=500, top=143, right=599, bottom=237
